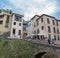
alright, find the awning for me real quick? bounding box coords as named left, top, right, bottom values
left=31, top=34, right=45, bottom=36
left=38, top=34, right=45, bottom=35
left=31, top=34, right=37, bottom=35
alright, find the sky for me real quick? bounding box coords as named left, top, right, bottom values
left=0, top=0, right=60, bottom=21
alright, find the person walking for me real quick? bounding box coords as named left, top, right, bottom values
left=48, top=39, right=51, bottom=44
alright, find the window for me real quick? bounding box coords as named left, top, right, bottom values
left=57, top=29, right=59, bottom=34
left=0, top=15, right=4, bottom=18
left=41, top=26, right=44, bottom=30
left=58, top=35, right=59, bottom=40
left=36, top=20, right=39, bottom=26
left=5, top=15, right=10, bottom=27
left=6, top=16, right=9, bottom=23
left=54, top=35, right=56, bottom=40
left=48, top=26, right=51, bottom=33
left=14, top=22, right=16, bottom=25
left=47, top=18, right=50, bottom=24
left=52, top=20, right=55, bottom=25
left=53, top=27, right=56, bottom=33
left=19, top=23, right=21, bottom=26
left=56, top=21, right=59, bottom=26
left=18, top=30, right=21, bottom=35
left=0, top=21, right=3, bottom=24
left=41, top=18, right=43, bottom=22
left=13, top=29, right=16, bottom=34
left=15, top=16, right=22, bottom=22
left=40, top=35, right=44, bottom=39
left=37, top=29, right=39, bottom=34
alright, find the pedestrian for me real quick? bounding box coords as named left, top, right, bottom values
left=48, top=39, right=51, bottom=44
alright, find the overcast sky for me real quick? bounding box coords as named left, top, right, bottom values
left=0, top=0, right=60, bottom=20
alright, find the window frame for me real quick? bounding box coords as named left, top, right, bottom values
left=14, top=22, right=16, bottom=25
left=41, top=18, right=43, bottom=22
left=47, top=18, right=50, bottom=24
left=13, top=29, right=16, bottom=35
left=48, top=26, right=51, bottom=33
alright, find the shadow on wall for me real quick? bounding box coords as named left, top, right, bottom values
left=35, top=52, right=46, bottom=58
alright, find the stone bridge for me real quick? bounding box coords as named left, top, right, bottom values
left=25, top=39, right=60, bottom=58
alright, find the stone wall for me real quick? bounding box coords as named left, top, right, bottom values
left=0, top=32, right=10, bottom=39
left=24, top=40, right=60, bottom=58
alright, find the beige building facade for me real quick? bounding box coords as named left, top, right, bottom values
left=31, top=14, right=60, bottom=41
left=0, top=9, right=12, bottom=35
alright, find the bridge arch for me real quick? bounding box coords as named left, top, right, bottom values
left=35, top=52, right=46, bottom=58
left=35, top=51, right=58, bottom=58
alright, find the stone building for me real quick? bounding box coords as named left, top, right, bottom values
left=31, top=14, right=60, bottom=41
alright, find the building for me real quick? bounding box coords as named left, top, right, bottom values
left=23, top=20, right=27, bottom=39
left=10, top=13, right=24, bottom=39
left=0, top=9, right=12, bottom=35
left=31, top=14, right=60, bottom=41
left=0, top=9, right=24, bottom=39
left=26, top=21, right=31, bottom=38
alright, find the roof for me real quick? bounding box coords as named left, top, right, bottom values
left=41, top=14, right=55, bottom=18
left=31, top=14, right=60, bottom=22
left=0, top=9, right=12, bottom=14
left=13, top=13, right=24, bottom=17
left=31, top=15, right=40, bottom=20
left=37, top=14, right=55, bottom=20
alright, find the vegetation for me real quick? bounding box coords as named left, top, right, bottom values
left=0, top=39, right=34, bottom=58
left=0, top=39, right=58, bottom=58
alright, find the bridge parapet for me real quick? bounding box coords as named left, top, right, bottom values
left=24, top=39, right=60, bottom=58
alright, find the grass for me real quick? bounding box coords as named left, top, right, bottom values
left=0, top=39, right=34, bottom=58
left=0, top=39, right=58, bottom=58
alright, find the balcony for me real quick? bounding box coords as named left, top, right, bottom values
left=14, top=15, right=22, bottom=22
left=15, top=18, right=22, bottom=22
